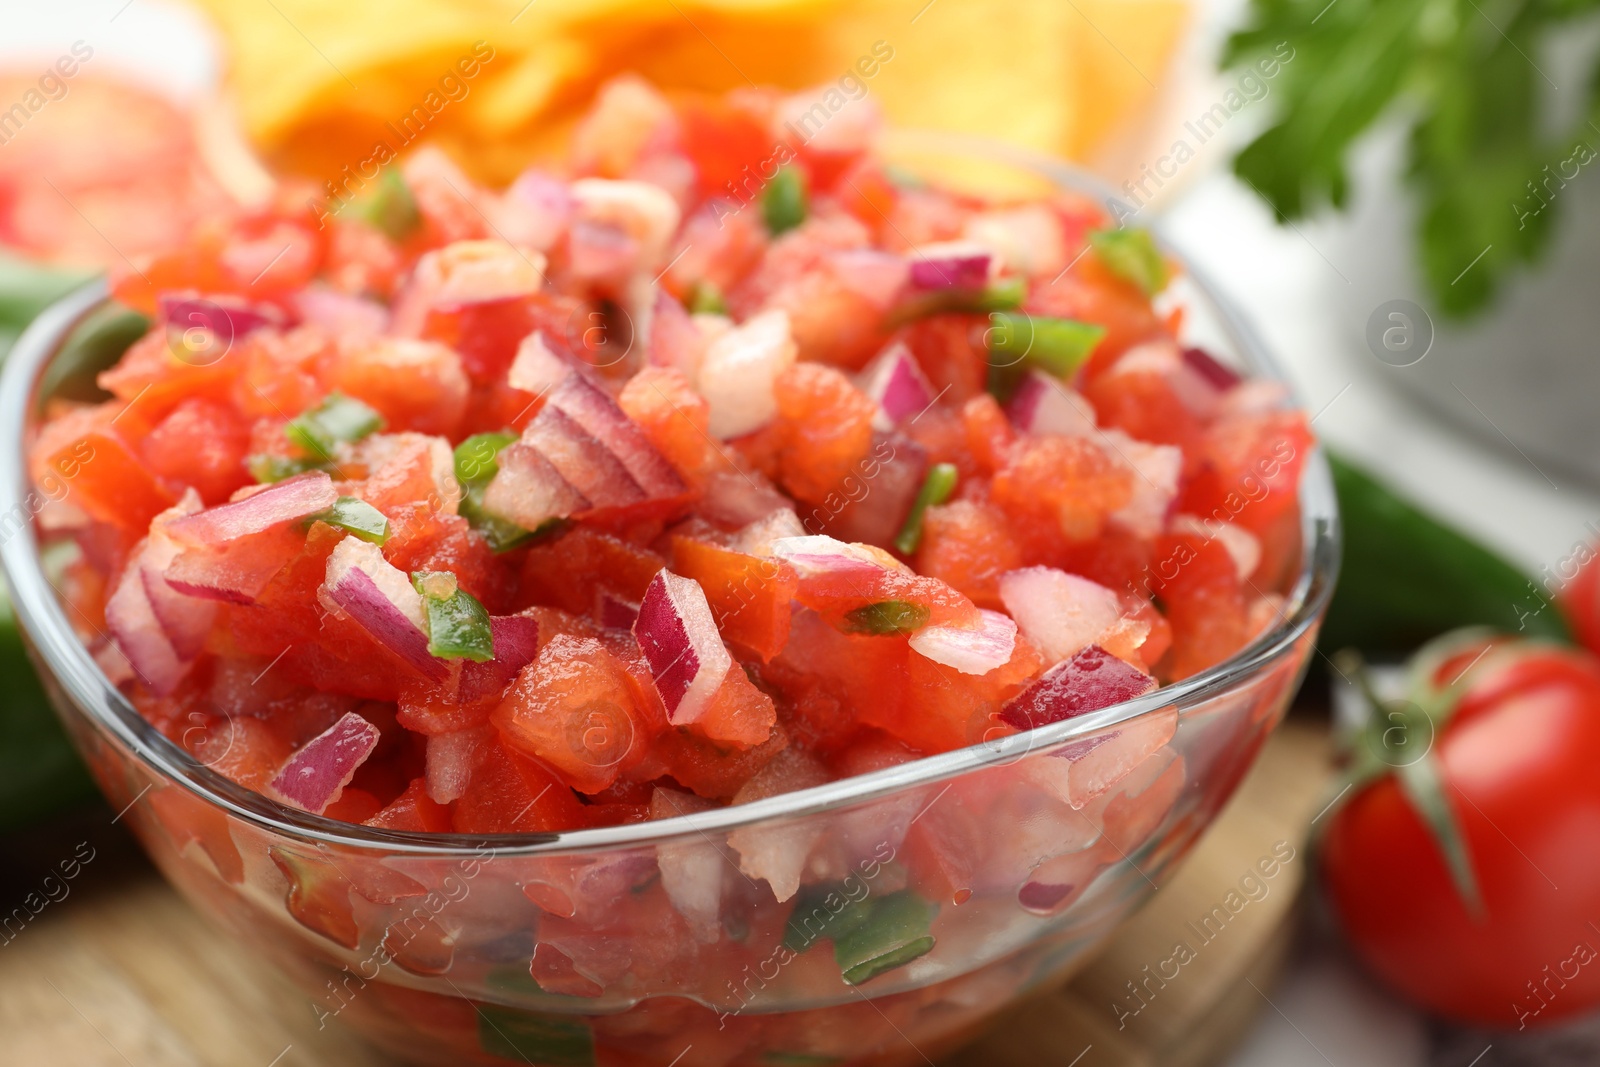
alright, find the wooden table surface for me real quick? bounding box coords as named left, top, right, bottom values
left=0, top=719, right=1334, bottom=1067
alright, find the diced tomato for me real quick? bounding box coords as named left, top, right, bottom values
left=366, top=778, right=454, bottom=832
left=1149, top=529, right=1249, bottom=681
left=327, top=338, right=469, bottom=438
left=676, top=95, right=779, bottom=198
left=619, top=366, right=726, bottom=488
left=915, top=498, right=1023, bottom=610
left=899, top=314, right=989, bottom=404
left=451, top=743, right=586, bottom=833
left=141, top=398, right=251, bottom=504
left=518, top=526, right=665, bottom=620
left=33, top=405, right=174, bottom=533
left=1177, top=411, right=1312, bottom=536
left=993, top=433, right=1132, bottom=543
left=670, top=535, right=797, bottom=661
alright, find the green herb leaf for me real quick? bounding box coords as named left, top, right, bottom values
left=286, top=393, right=383, bottom=460
left=841, top=600, right=930, bottom=636
left=1089, top=228, right=1168, bottom=295
left=412, top=571, right=495, bottom=662
left=348, top=167, right=421, bottom=242
left=1223, top=0, right=1580, bottom=316
left=763, top=166, right=809, bottom=236
left=313, top=497, right=389, bottom=544
left=833, top=890, right=937, bottom=985
left=893, top=463, right=959, bottom=556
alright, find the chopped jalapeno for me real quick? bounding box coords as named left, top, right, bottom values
left=285, top=393, right=384, bottom=460
left=476, top=1004, right=595, bottom=1067
left=313, top=496, right=389, bottom=544
left=688, top=280, right=729, bottom=315
left=1089, top=227, right=1168, bottom=296
left=247, top=453, right=327, bottom=484
left=893, top=463, right=959, bottom=556
left=453, top=431, right=539, bottom=552
left=349, top=167, right=421, bottom=242
left=888, top=277, right=1028, bottom=327
left=841, top=600, right=930, bottom=635
left=412, top=571, right=495, bottom=662
left=763, top=166, right=809, bottom=236
left=783, top=882, right=878, bottom=954
left=833, top=889, right=938, bottom=985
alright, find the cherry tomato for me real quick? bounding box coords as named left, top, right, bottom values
left=1322, top=631, right=1600, bottom=1028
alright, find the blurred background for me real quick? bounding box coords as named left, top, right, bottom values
left=2, top=0, right=1598, bottom=1064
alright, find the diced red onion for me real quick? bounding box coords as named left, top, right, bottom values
left=1000, top=645, right=1158, bottom=731
left=857, top=342, right=935, bottom=431
left=482, top=441, right=591, bottom=530
left=814, top=434, right=927, bottom=547
left=698, top=309, right=797, bottom=439
left=632, top=570, right=732, bottom=726
left=268, top=711, right=382, bottom=814
left=159, top=293, right=286, bottom=342
left=507, top=331, right=574, bottom=395
left=699, top=469, right=793, bottom=529
left=320, top=538, right=447, bottom=681
left=425, top=726, right=494, bottom=804
left=908, top=241, right=993, bottom=291
left=495, top=168, right=572, bottom=252
left=827, top=249, right=909, bottom=311
left=293, top=288, right=388, bottom=339
left=651, top=786, right=723, bottom=941
left=998, top=566, right=1123, bottom=665
left=166, top=471, right=338, bottom=547
left=769, top=535, right=887, bottom=581
left=1170, top=514, right=1262, bottom=581
left=163, top=525, right=302, bottom=605
left=522, top=404, right=647, bottom=509
left=1007, top=371, right=1097, bottom=438
left=137, top=491, right=215, bottom=661
left=106, top=498, right=208, bottom=695
left=567, top=217, right=639, bottom=280
left=647, top=289, right=707, bottom=378
left=1103, top=430, right=1181, bottom=540
left=599, top=592, right=640, bottom=631
left=729, top=508, right=807, bottom=557
left=458, top=614, right=542, bottom=705
left=909, top=609, right=1017, bottom=675
left=546, top=374, right=686, bottom=498
left=1181, top=346, right=1242, bottom=390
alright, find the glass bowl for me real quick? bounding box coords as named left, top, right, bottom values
left=0, top=140, right=1338, bottom=1067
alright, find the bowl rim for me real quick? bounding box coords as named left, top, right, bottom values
left=0, top=138, right=1340, bottom=857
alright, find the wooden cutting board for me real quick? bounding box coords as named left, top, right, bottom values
left=0, top=718, right=1333, bottom=1067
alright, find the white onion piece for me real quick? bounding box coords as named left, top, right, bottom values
left=166, top=471, right=337, bottom=547
left=632, top=570, right=732, bottom=726
left=1170, top=514, right=1262, bottom=582
left=651, top=786, right=723, bottom=942
left=426, top=727, right=494, bottom=805
left=698, top=309, right=797, bottom=439
left=508, top=331, right=574, bottom=395
left=570, top=178, right=681, bottom=264
left=857, top=341, right=935, bottom=431
left=1102, top=430, right=1182, bottom=540
left=320, top=538, right=446, bottom=681
left=140, top=491, right=216, bottom=661
left=648, top=289, right=707, bottom=378
left=998, top=566, right=1123, bottom=665
left=907, top=240, right=994, bottom=291
left=909, top=609, right=1017, bottom=675
left=293, top=288, right=388, bottom=339
left=963, top=205, right=1065, bottom=277
left=1007, top=371, right=1097, bottom=438
left=268, top=711, right=382, bottom=814
left=493, top=168, right=572, bottom=253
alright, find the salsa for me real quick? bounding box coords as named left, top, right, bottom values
left=28, top=75, right=1309, bottom=843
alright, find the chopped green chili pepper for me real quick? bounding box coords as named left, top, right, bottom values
left=285, top=392, right=384, bottom=460
left=247, top=454, right=328, bottom=484
left=476, top=1004, right=595, bottom=1067
left=988, top=312, right=1106, bottom=378
left=763, top=166, right=809, bottom=236
left=842, top=600, right=930, bottom=636
left=833, top=889, right=938, bottom=985
left=348, top=167, right=421, bottom=242
left=453, top=431, right=541, bottom=552
left=1089, top=227, right=1168, bottom=296
left=412, top=571, right=495, bottom=662
left=783, top=882, right=878, bottom=954
left=312, top=497, right=389, bottom=544
left=889, top=277, right=1028, bottom=326
left=893, top=463, right=959, bottom=556
left=688, top=280, right=729, bottom=316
